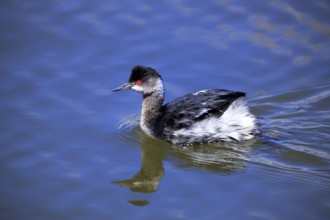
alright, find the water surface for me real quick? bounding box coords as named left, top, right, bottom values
left=1, top=0, right=330, bottom=219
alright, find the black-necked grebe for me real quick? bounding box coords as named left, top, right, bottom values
left=113, top=65, right=257, bottom=145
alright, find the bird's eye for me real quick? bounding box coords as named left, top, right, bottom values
left=136, top=80, right=142, bottom=85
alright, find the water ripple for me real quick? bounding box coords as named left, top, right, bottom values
left=117, top=114, right=141, bottom=145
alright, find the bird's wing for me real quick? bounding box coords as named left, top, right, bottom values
left=155, top=89, right=245, bottom=135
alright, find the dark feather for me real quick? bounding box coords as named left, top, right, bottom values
left=154, top=89, right=245, bottom=137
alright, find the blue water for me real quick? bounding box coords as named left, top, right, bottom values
left=1, top=0, right=330, bottom=219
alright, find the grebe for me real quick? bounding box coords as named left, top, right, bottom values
left=113, top=65, right=256, bottom=145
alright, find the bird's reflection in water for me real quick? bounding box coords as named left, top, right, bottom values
left=112, top=130, right=166, bottom=193
left=169, top=140, right=255, bottom=174
left=113, top=126, right=256, bottom=205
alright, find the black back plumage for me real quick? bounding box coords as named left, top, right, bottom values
left=154, top=89, right=245, bottom=137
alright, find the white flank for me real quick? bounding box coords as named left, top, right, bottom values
left=172, top=97, right=256, bottom=141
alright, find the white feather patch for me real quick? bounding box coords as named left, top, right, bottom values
left=172, top=98, right=256, bottom=141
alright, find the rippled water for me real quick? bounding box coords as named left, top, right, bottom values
left=1, top=0, right=330, bottom=219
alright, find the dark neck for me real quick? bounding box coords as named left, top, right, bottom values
left=140, top=91, right=164, bottom=136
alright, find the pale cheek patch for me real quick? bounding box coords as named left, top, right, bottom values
left=131, top=84, right=143, bottom=92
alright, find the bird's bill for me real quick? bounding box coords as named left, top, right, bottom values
left=112, top=82, right=133, bottom=92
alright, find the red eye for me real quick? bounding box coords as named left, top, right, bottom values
left=136, top=80, right=142, bottom=85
